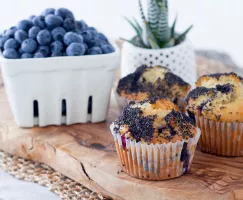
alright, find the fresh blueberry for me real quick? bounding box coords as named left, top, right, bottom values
left=28, top=26, right=40, bottom=39
left=66, top=43, right=85, bottom=56
left=42, top=8, right=55, bottom=16
left=76, top=21, right=85, bottom=32
left=21, top=53, right=32, bottom=59
left=33, top=52, right=44, bottom=58
left=100, top=40, right=108, bottom=45
left=89, top=27, right=97, bottom=31
left=98, top=32, right=108, bottom=42
left=63, top=18, right=76, bottom=31
left=55, top=8, right=74, bottom=19
left=90, top=30, right=98, bottom=38
left=21, top=39, right=37, bottom=53
left=51, top=27, right=66, bottom=41
left=75, top=21, right=82, bottom=32
left=37, top=30, right=51, bottom=45
left=32, top=16, right=45, bottom=29
left=45, top=14, right=63, bottom=29
left=5, top=27, right=17, bottom=37
left=36, top=46, right=50, bottom=57
left=101, top=44, right=115, bottom=54
left=0, top=35, right=10, bottom=49
left=18, top=47, right=24, bottom=54
left=76, top=20, right=88, bottom=32
left=87, top=47, right=102, bottom=55
left=17, top=20, right=32, bottom=31
left=3, top=49, right=19, bottom=59
left=87, top=38, right=102, bottom=48
left=51, top=52, right=63, bottom=57
left=81, top=30, right=92, bottom=43
left=14, top=30, right=28, bottom=43
left=4, top=38, right=19, bottom=49
left=29, top=15, right=36, bottom=21
left=84, top=43, right=88, bottom=52
left=64, top=32, right=83, bottom=45
left=50, top=41, right=64, bottom=53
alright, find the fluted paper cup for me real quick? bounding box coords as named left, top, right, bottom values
left=110, top=124, right=201, bottom=180
left=195, top=115, right=243, bottom=156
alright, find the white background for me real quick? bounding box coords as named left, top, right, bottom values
left=0, top=0, right=242, bottom=66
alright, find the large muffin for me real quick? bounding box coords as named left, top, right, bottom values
left=186, top=72, right=243, bottom=156
left=111, top=98, right=201, bottom=180
left=116, top=65, right=191, bottom=110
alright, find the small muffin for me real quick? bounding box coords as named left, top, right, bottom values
left=110, top=98, right=201, bottom=180
left=116, top=65, right=191, bottom=110
left=186, top=72, right=243, bottom=156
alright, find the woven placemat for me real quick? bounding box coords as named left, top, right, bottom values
left=0, top=151, right=109, bottom=200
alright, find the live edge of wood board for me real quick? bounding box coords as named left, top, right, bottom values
left=0, top=74, right=243, bottom=200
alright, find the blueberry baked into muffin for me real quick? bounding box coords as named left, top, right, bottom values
left=110, top=98, right=201, bottom=180
left=116, top=65, right=191, bottom=111
left=186, top=72, right=243, bottom=156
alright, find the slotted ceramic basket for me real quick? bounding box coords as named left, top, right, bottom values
left=121, top=39, right=196, bottom=86
left=1, top=41, right=120, bottom=127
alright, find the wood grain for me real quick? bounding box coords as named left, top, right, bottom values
left=1, top=70, right=243, bottom=200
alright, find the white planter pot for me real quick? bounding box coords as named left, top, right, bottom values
left=1, top=41, right=120, bottom=127
left=121, top=40, right=196, bottom=86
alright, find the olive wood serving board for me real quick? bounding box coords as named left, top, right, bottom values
left=1, top=70, right=243, bottom=200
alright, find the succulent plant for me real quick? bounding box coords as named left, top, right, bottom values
left=121, top=0, right=193, bottom=49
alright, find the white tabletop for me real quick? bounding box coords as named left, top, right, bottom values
left=0, top=169, right=60, bottom=200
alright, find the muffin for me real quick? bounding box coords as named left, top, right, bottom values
left=186, top=72, right=243, bottom=156
left=116, top=65, right=191, bottom=111
left=110, top=98, right=201, bottom=180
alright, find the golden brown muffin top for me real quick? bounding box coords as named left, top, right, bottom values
left=186, top=72, right=243, bottom=122
left=116, top=65, right=191, bottom=102
left=113, top=98, right=197, bottom=144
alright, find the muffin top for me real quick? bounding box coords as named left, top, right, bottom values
left=186, top=72, right=243, bottom=122
left=113, top=98, right=197, bottom=144
left=117, top=65, right=191, bottom=102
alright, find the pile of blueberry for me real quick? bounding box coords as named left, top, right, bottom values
left=0, top=8, right=115, bottom=59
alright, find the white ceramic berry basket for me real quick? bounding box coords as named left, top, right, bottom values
left=0, top=41, right=120, bottom=127
left=121, top=39, right=196, bottom=86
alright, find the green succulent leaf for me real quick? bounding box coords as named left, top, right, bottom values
left=148, top=0, right=160, bottom=32
left=156, top=0, right=168, bottom=10
left=120, top=37, right=147, bottom=48
left=138, top=0, right=146, bottom=21
left=124, top=17, right=141, bottom=34
left=138, top=0, right=150, bottom=46
left=163, top=0, right=168, bottom=9
left=124, top=16, right=146, bottom=46
left=144, top=21, right=160, bottom=49
left=122, top=0, right=193, bottom=49
left=175, top=25, right=193, bottom=45
left=131, top=36, right=148, bottom=48
left=157, top=10, right=170, bottom=43
left=171, top=15, right=177, bottom=38
left=133, top=18, right=143, bottom=33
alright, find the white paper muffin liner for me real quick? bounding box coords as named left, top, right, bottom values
left=195, top=115, right=243, bottom=156
left=110, top=124, right=201, bottom=180
left=115, top=93, right=186, bottom=112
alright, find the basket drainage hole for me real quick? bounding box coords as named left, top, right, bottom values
left=33, top=100, right=39, bottom=117
left=88, top=96, right=92, bottom=114
left=62, top=99, right=67, bottom=116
